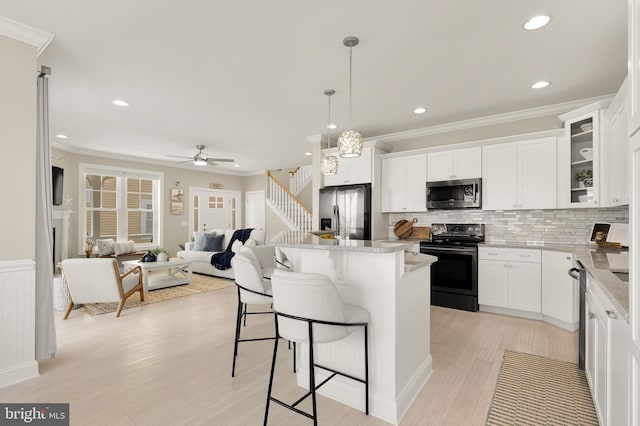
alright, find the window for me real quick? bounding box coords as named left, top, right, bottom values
left=80, top=164, right=163, bottom=252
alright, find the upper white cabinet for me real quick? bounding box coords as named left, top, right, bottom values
left=427, top=147, right=481, bottom=182
left=603, top=79, right=629, bottom=207
left=381, top=153, right=427, bottom=212
left=323, top=146, right=372, bottom=186
left=482, top=137, right=556, bottom=210
left=558, top=104, right=603, bottom=208
left=541, top=251, right=578, bottom=330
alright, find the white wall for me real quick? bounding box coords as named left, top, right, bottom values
left=0, top=35, right=36, bottom=261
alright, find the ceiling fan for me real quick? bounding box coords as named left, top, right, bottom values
left=166, top=145, right=235, bottom=167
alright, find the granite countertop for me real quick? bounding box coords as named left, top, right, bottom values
left=270, top=232, right=413, bottom=253
left=404, top=250, right=437, bottom=272
left=480, top=242, right=629, bottom=321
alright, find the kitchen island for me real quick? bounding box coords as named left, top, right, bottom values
left=271, top=232, right=437, bottom=425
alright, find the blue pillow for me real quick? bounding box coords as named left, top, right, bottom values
left=202, top=233, right=224, bottom=252
left=193, top=232, right=206, bottom=251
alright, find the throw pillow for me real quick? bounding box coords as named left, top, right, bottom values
left=193, top=232, right=206, bottom=251
left=202, top=234, right=224, bottom=252
left=244, top=238, right=257, bottom=247
left=96, top=239, right=115, bottom=256
left=231, top=240, right=243, bottom=253
left=114, top=240, right=137, bottom=256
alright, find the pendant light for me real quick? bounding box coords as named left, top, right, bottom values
left=337, top=36, right=363, bottom=158
left=320, top=89, right=338, bottom=176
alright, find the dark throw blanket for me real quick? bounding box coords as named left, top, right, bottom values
left=211, top=228, right=254, bottom=270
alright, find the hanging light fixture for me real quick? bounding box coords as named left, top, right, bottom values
left=320, top=89, right=338, bottom=176
left=337, top=36, right=363, bottom=158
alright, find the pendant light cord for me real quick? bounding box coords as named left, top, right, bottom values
left=328, top=94, right=332, bottom=149
left=348, top=47, right=353, bottom=130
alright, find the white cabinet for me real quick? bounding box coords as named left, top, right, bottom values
left=603, top=80, right=629, bottom=207
left=482, top=137, right=556, bottom=210
left=381, top=153, right=427, bottom=212
left=478, top=248, right=541, bottom=313
left=558, top=105, right=604, bottom=208
left=426, top=147, right=481, bottom=182
left=585, top=273, right=631, bottom=426
left=323, top=146, right=372, bottom=186
left=541, top=251, right=579, bottom=329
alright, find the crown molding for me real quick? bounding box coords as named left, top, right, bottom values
left=0, top=16, right=53, bottom=56
left=367, top=94, right=615, bottom=143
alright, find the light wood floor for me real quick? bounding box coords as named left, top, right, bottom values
left=0, top=283, right=577, bottom=425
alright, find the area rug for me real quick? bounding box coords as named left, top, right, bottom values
left=82, top=274, right=234, bottom=315
left=486, top=350, right=598, bottom=426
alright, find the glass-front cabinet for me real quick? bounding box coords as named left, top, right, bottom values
left=558, top=103, right=604, bottom=208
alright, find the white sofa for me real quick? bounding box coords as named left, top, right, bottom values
left=176, top=229, right=267, bottom=279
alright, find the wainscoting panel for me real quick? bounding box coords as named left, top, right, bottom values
left=0, top=259, right=38, bottom=388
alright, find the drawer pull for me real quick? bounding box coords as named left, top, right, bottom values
left=487, top=252, right=498, bottom=255
left=519, top=254, right=530, bottom=257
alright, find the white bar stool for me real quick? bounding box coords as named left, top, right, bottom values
left=265, top=269, right=370, bottom=425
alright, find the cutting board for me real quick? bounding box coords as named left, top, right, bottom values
left=393, top=220, right=414, bottom=239
left=407, top=226, right=430, bottom=240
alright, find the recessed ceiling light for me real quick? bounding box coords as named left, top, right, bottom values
left=234, top=164, right=240, bottom=168
left=112, top=99, right=129, bottom=107
left=414, top=107, right=427, bottom=114
left=55, top=134, right=68, bottom=139
left=327, top=124, right=337, bottom=129
left=523, top=15, right=551, bottom=30
left=531, top=81, right=551, bottom=89
left=304, top=152, right=312, bottom=156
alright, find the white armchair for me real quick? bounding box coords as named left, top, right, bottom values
left=61, top=258, right=144, bottom=319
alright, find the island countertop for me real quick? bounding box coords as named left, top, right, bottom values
left=270, top=232, right=413, bottom=253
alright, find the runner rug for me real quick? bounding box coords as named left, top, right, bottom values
left=486, top=350, right=598, bottom=426
left=82, top=273, right=234, bottom=315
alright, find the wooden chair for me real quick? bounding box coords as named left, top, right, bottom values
left=61, top=258, right=144, bottom=318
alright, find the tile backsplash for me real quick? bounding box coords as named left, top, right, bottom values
left=388, top=207, right=629, bottom=245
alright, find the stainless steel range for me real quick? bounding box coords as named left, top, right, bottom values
left=420, top=223, right=485, bottom=312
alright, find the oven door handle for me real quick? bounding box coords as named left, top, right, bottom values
left=421, top=247, right=477, bottom=254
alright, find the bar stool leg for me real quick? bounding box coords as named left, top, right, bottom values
left=364, top=324, right=369, bottom=415
left=264, top=315, right=280, bottom=426
left=308, top=322, right=318, bottom=426
left=231, top=289, right=243, bottom=377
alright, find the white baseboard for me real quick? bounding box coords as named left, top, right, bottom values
left=480, top=305, right=579, bottom=332
left=0, top=361, right=39, bottom=389
left=396, top=355, right=433, bottom=422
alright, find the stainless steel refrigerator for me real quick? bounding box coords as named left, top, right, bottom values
left=319, top=184, right=371, bottom=240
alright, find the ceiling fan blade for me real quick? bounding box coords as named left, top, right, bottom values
left=165, top=154, right=194, bottom=159
left=206, top=158, right=235, bottom=163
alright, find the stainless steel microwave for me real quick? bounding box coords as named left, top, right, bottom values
left=426, top=178, right=482, bottom=209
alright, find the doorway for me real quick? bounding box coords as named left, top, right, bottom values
left=245, top=190, right=265, bottom=230
left=188, top=187, right=241, bottom=235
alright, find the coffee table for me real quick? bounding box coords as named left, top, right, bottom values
left=123, top=259, right=193, bottom=291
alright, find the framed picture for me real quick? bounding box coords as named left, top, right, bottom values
left=170, top=188, right=184, bottom=202
left=171, top=201, right=183, bottom=215
left=590, top=223, right=611, bottom=242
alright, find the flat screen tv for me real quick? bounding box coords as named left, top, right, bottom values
left=52, top=166, right=63, bottom=206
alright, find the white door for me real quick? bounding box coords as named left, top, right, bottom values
left=455, top=147, right=482, bottom=179
left=482, top=142, right=518, bottom=210
left=245, top=190, right=265, bottom=229
left=189, top=188, right=240, bottom=234
left=478, top=260, right=509, bottom=308
left=508, top=262, right=541, bottom=313
left=404, top=154, right=427, bottom=212
left=629, top=127, right=640, bottom=426
left=541, top=251, right=576, bottom=324
left=518, top=137, right=557, bottom=210
left=427, top=150, right=453, bottom=182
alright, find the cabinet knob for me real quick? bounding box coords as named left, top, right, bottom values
left=588, top=312, right=595, bottom=320
left=606, top=310, right=618, bottom=319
